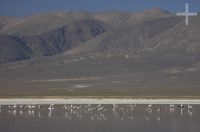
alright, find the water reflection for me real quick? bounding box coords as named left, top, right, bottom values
left=180, top=108, right=184, bottom=115
left=38, top=111, right=41, bottom=118
left=157, top=116, right=161, bottom=122
left=48, top=109, right=52, bottom=118
left=19, top=110, right=23, bottom=116
left=188, top=109, right=193, bottom=116
left=169, top=104, right=175, bottom=113
left=0, top=104, right=199, bottom=132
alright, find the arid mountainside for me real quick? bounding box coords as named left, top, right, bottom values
left=0, top=9, right=200, bottom=96
left=0, top=19, right=108, bottom=63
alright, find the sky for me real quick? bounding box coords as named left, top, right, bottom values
left=0, top=0, right=200, bottom=17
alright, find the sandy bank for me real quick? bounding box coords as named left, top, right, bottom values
left=0, top=98, right=200, bottom=105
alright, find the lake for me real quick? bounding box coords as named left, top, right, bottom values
left=0, top=104, right=200, bottom=132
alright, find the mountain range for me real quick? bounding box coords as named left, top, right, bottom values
left=0, top=9, right=200, bottom=97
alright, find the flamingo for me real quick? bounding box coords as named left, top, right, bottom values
left=187, top=104, right=193, bottom=116
left=76, top=105, right=81, bottom=109
left=157, top=107, right=161, bottom=113
left=112, top=104, right=117, bottom=111
left=130, top=104, right=136, bottom=111
left=97, top=104, right=101, bottom=109
left=148, top=104, right=152, bottom=108
left=187, top=104, right=192, bottom=109
left=179, top=104, right=185, bottom=108
left=88, top=106, right=94, bottom=112
left=48, top=104, right=54, bottom=117
left=38, top=105, right=41, bottom=109
left=85, top=104, right=91, bottom=109
left=146, top=104, right=152, bottom=114
left=19, top=105, right=23, bottom=109
left=63, top=104, right=68, bottom=109
left=72, top=105, right=77, bottom=109
left=70, top=104, right=73, bottom=109
left=69, top=104, right=74, bottom=112
left=97, top=106, right=104, bottom=111
left=27, top=105, right=32, bottom=109
left=12, top=105, right=17, bottom=109
left=31, top=105, right=36, bottom=109
left=48, top=104, right=54, bottom=110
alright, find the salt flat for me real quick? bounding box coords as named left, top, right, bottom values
left=0, top=98, right=200, bottom=105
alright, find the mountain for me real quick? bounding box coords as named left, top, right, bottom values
left=0, top=16, right=17, bottom=31
left=0, top=10, right=200, bottom=97
left=0, top=35, right=32, bottom=63
left=0, top=12, right=94, bottom=36
left=94, top=9, right=171, bottom=28
left=0, top=19, right=108, bottom=63
left=0, top=9, right=170, bottom=36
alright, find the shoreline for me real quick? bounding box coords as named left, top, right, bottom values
left=0, top=98, right=200, bottom=105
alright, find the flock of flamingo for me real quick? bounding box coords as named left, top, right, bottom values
left=0, top=103, right=195, bottom=121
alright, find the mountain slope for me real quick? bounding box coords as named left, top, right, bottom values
left=0, top=16, right=16, bottom=31
left=0, top=35, right=32, bottom=63
left=0, top=12, right=96, bottom=36
left=0, top=14, right=73, bottom=36
left=23, top=19, right=108, bottom=57
left=0, top=19, right=108, bottom=63
left=94, top=9, right=171, bottom=28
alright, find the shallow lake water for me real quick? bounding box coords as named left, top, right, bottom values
left=0, top=104, right=200, bottom=132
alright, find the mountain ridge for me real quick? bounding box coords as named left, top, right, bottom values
left=0, top=19, right=109, bottom=63
left=0, top=8, right=171, bottom=35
